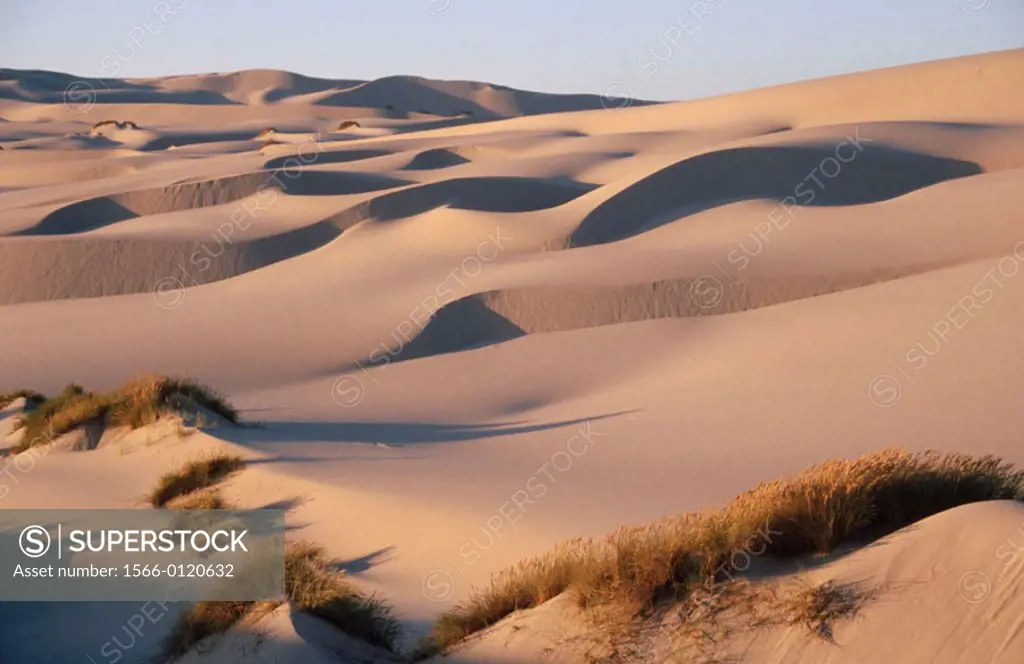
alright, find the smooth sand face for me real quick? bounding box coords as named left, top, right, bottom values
left=1, top=49, right=1023, bottom=662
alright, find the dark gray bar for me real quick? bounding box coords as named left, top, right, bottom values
left=0, top=509, right=285, bottom=601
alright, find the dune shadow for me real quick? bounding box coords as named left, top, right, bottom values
left=263, top=148, right=393, bottom=169
left=364, top=176, right=596, bottom=221
left=570, top=143, right=983, bottom=247
left=383, top=295, right=527, bottom=365
left=13, top=197, right=138, bottom=236
left=139, top=129, right=261, bottom=151
left=334, top=547, right=396, bottom=575
left=275, top=170, right=410, bottom=196
left=882, top=120, right=1013, bottom=134
left=12, top=169, right=410, bottom=236
left=401, top=148, right=473, bottom=171
left=259, top=496, right=308, bottom=513
left=216, top=413, right=626, bottom=448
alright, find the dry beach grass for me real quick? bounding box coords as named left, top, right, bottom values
left=149, top=454, right=245, bottom=507
left=418, top=449, right=1024, bottom=656
left=161, top=541, right=400, bottom=661
left=12, top=375, right=237, bottom=453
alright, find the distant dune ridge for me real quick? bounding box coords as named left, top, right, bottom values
left=1, top=49, right=1024, bottom=663
left=0, top=67, right=654, bottom=118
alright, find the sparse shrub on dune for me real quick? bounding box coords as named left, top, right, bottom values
left=418, top=449, right=1024, bottom=656
left=149, top=455, right=245, bottom=507
left=14, top=375, right=237, bottom=453
left=161, top=541, right=400, bottom=661
left=337, top=120, right=361, bottom=130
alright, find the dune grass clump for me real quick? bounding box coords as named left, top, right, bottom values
left=160, top=600, right=262, bottom=661
left=167, top=489, right=228, bottom=510
left=14, top=375, right=237, bottom=453
left=419, top=449, right=1024, bottom=655
left=149, top=455, right=245, bottom=507
left=113, top=375, right=238, bottom=429
left=285, top=541, right=400, bottom=649
left=0, top=389, right=46, bottom=410
left=161, top=541, right=399, bottom=661
left=783, top=579, right=868, bottom=641
left=15, top=384, right=93, bottom=449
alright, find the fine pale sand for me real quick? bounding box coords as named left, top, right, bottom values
left=1, top=49, right=1023, bottom=663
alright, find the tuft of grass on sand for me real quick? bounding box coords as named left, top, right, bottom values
left=161, top=541, right=399, bottom=661
left=284, top=541, right=400, bottom=649
left=783, top=579, right=868, bottom=641
left=15, top=383, right=92, bottom=447
left=14, top=375, right=237, bottom=453
left=160, top=600, right=264, bottom=661
left=0, top=389, right=46, bottom=410
left=167, top=489, right=228, bottom=510
left=150, top=455, right=245, bottom=507
left=417, top=449, right=1024, bottom=656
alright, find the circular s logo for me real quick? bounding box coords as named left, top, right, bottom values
left=958, top=571, right=992, bottom=604
left=19, top=525, right=51, bottom=558
left=422, top=569, right=455, bottom=603
left=690, top=275, right=724, bottom=309
left=331, top=375, right=366, bottom=408
left=868, top=375, right=901, bottom=408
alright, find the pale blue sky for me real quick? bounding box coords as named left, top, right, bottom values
left=1, top=0, right=1020, bottom=100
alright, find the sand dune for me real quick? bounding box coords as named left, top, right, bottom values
left=1, top=49, right=1023, bottom=663
left=0, top=218, right=352, bottom=305
left=0, top=67, right=642, bottom=119
left=433, top=501, right=1024, bottom=663
left=402, top=147, right=473, bottom=171
left=567, top=142, right=982, bottom=247
left=177, top=603, right=401, bottom=664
